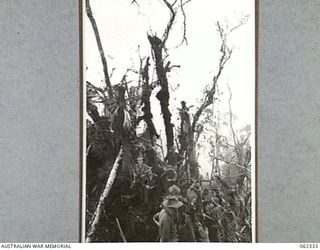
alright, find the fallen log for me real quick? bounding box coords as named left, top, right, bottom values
left=86, top=147, right=123, bottom=242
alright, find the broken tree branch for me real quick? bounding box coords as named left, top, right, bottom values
left=87, top=81, right=107, bottom=100
left=180, top=0, right=192, bottom=8
left=175, top=0, right=189, bottom=47
left=162, top=0, right=176, bottom=46
left=116, top=218, right=127, bottom=242
left=215, top=156, right=250, bottom=173
left=192, top=22, right=232, bottom=132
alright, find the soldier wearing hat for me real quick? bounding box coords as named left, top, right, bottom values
left=154, top=196, right=183, bottom=242
left=167, top=184, right=187, bottom=203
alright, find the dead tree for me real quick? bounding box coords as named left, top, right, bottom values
left=178, top=101, right=194, bottom=181
left=147, top=0, right=176, bottom=164
left=226, top=84, right=251, bottom=189
left=176, top=23, right=233, bottom=180
left=137, top=57, right=159, bottom=144
left=86, top=0, right=113, bottom=98
left=148, top=36, right=174, bottom=163
left=146, top=0, right=192, bottom=165
left=191, top=22, right=232, bottom=132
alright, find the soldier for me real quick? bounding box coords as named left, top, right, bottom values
left=154, top=196, right=184, bottom=242
left=186, top=183, right=199, bottom=205
left=160, top=165, right=177, bottom=194
left=144, top=167, right=160, bottom=212
left=164, top=184, right=194, bottom=241
left=205, top=197, right=223, bottom=242
left=221, top=202, right=237, bottom=242
left=168, top=184, right=188, bottom=204
left=135, top=155, right=151, bottom=178
left=186, top=183, right=202, bottom=213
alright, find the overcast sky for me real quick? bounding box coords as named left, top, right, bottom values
left=85, top=0, right=255, bottom=175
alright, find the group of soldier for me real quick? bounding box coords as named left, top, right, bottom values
left=124, top=154, right=251, bottom=242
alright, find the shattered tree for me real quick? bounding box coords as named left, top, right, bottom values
left=85, top=0, right=252, bottom=242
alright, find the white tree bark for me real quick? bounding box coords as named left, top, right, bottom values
left=86, top=146, right=123, bottom=242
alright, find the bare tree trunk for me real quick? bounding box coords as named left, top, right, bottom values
left=86, top=147, right=123, bottom=243
left=227, top=84, right=247, bottom=189
left=148, top=35, right=174, bottom=163
left=178, top=101, right=199, bottom=180
left=137, top=57, right=159, bottom=144
left=86, top=0, right=113, bottom=98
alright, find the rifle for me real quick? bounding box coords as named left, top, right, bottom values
left=202, top=212, right=238, bottom=242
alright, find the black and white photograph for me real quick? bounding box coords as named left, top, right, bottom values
left=84, top=0, right=255, bottom=243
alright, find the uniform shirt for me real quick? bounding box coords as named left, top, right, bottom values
left=158, top=208, right=178, bottom=242
left=144, top=172, right=159, bottom=189
left=135, top=163, right=150, bottom=177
